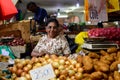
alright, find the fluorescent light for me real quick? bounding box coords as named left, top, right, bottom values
left=28, top=16, right=33, bottom=20
left=76, top=3, right=80, bottom=7
left=57, top=12, right=60, bottom=16
left=57, top=15, right=68, bottom=18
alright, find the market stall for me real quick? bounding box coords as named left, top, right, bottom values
left=0, top=47, right=119, bottom=80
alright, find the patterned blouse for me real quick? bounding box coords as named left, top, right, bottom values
left=33, top=34, right=71, bottom=56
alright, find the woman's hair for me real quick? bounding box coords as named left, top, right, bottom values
left=45, top=18, right=59, bottom=27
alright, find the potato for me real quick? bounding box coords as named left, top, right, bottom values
left=94, top=61, right=109, bottom=72
left=100, top=50, right=108, bottom=56
left=116, top=51, right=120, bottom=60
left=100, top=55, right=114, bottom=65
left=90, top=71, right=103, bottom=80
left=108, top=76, right=114, bottom=80
left=88, top=52, right=100, bottom=59
left=107, top=47, right=117, bottom=53
left=110, top=53, right=117, bottom=61
left=110, top=60, right=120, bottom=71
left=82, top=56, right=93, bottom=72
left=113, top=71, right=120, bottom=80
left=76, top=55, right=83, bottom=64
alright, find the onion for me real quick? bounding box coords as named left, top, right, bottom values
left=59, top=75, right=66, bottom=80
left=26, top=64, right=32, bottom=70
left=21, top=72, right=27, bottom=77
left=16, top=63, right=23, bottom=69
left=19, top=77, right=27, bottom=80
left=60, top=70, right=68, bottom=76
left=78, top=68, right=83, bottom=73
left=12, top=66, right=17, bottom=73
left=59, top=59, right=65, bottom=65
left=70, top=60, right=77, bottom=65
left=25, top=74, right=31, bottom=80
left=34, top=63, right=42, bottom=67
left=16, top=69, right=23, bottom=76
left=54, top=69, right=60, bottom=76
left=70, top=76, right=75, bottom=79
left=31, top=57, right=39, bottom=63
left=52, top=61, right=59, bottom=69
left=50, top=78, right=57, bottom=80
left=44, top=54, right=50, bottom=60
left=58, top=65, right=64, bottom=70
left=23, top=67, right=29, bottom=72
left=21, top=60, right=27, bottom=66
left=25, top=59, right=30, bottom=63
left=42, top=61, right=48, bottom=65
left=47, top=59, right=52, bottom=63
left=68, top=65, right=74, bottom=70
left=65, top=61, right=70, bottom=65
left=66, top=77, right=71, bottom=80
left=75, top=63, right=81, bottom=68
left=68, top=70, right=75, bottom=76
left=50, top=54, right=57, bottom=59
left=15, top=59, right=21, bottom=63
left=75, top=72, right=83, bottom=80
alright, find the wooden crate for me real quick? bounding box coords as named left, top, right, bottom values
left=0, top=20, right=33, bottom=43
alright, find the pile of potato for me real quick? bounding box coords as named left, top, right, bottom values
left=76, top=47, right=120, bottom=80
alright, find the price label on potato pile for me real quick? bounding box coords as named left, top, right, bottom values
left=30, top=64, right=55, bottom=80
left=118, top=64, right=120, bottom=72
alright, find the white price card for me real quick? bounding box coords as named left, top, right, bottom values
left=30, top=64, right=55, bottom=80
left=118, top=64, right=120, bottom=72
left=1, top=49, right=9, bottom=56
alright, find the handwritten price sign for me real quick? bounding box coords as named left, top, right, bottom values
left=30, top=64, right=55, bottom=80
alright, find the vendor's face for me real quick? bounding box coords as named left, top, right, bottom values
left=46, top=22, right=58, bottom=38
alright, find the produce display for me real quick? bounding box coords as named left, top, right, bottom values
left=8, top=55, right=83, bottom=80
left=0, top=55, right=11, bottom=80
left=88, top=27, right=120, bottom=45
left=77, top=47, right=120, bottom=80
left=0, top=37, right=25, bottom=46
left=88, top=27, right=120, bottom=39
left=8, top=47, right=120, bottom=80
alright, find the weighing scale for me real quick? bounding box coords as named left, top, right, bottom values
left=81, top=41, right=119, bottom=50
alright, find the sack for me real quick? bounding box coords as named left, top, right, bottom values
left=65, top=35, right=78, bottom=53
left=0, top=0, right=18, bottom=20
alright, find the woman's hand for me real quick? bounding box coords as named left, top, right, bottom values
left=31, top=51, right=45, bottom=57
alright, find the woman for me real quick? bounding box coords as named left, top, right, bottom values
left=31, top=18, right=71, bottom=57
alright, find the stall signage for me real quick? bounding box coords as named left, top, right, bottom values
left=30, top=64, right=55, bottom=80
left=107, top=0, right=120, bottom=13
left=1, top=49, right=9, bottom=56
left=85, top=0, right=108, bottom=25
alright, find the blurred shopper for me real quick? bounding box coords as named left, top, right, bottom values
left=27, top=2, right=48, bottom=29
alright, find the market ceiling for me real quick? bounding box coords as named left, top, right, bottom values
left=18, top=0, right=84, bottom=14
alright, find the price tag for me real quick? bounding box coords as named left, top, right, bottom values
left=30, top=64, right=55, bottom=80
left=118, top=64, right=120, bottom=72
left=1, top=49, right=9, bottom=56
